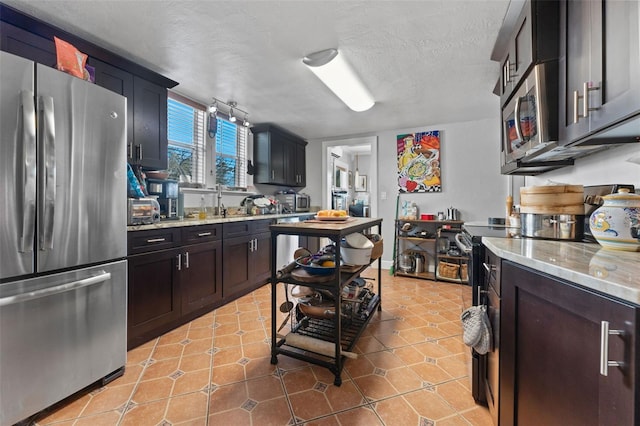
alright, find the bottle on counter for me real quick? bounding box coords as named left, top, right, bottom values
left=199, top=195, right=207, bottom=220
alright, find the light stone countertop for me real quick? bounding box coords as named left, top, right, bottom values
left=127, top=212, right=314, bottom=231
left=483, top=237, right=640, bottom=305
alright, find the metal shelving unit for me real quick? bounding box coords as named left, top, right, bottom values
left=394, top=219, right=464, bottom=281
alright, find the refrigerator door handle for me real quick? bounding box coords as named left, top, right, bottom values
left=0, top=271, right=111, bottom=307
left=39, top=96, right=56, bottom=251
left=20, top=90, right=37, bottom=254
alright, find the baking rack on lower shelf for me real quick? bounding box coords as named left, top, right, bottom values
left=269, top=217, right=383, bottom=386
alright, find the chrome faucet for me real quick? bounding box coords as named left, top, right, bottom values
left=216, top=184, right=223, bottom=215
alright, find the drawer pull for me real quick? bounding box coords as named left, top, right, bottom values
left=600, top=320, right=624, bottom=376
left=147, top=238, right=166, bottom=243
left=198, top=232, right=212, bottom=237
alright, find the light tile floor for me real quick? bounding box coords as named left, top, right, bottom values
left=33, top=269, right=492, bottom=426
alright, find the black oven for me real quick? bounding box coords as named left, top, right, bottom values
left=456, top=224, right=517, bottom=405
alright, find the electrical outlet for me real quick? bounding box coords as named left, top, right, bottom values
left=381, top=191, right=387, bottom=200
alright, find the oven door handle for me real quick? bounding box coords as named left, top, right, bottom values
left=455, top=233, right=472, bottom=254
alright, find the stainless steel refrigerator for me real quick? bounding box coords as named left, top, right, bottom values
left=0, top=51, right=128, bottom=426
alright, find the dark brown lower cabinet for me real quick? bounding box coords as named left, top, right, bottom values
left=501, top=260, right=638, bottom=426
left=180, top=241, right=222, bottom=315
left=222, top=220, right=272, bottom=299
left=127, top=248, right=181, bottom=348
left=127, top=224, right=223, bottom=349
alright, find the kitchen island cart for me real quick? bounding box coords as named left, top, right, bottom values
left=269, top=217, right=383, bottom=385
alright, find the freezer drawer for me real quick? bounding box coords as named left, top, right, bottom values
left=0, top=260, right=127, bottom=426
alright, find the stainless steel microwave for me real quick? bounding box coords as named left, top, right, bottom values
left=501, top=61, right=559, bottom=167
left=275, top=193, right=310, bottom=212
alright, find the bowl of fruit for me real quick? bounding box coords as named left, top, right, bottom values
left=295, top=250, right=336, bottom=276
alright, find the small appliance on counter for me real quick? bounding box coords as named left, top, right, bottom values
left=127, top=198, right=161, bottom=225
left=275, top=192, right=311, bottom=212
left=146, top=178, right=179, bottom=220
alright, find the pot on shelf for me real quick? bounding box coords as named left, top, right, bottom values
left=589, top=188, right=640, bottom=251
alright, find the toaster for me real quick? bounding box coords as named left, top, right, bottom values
left=127, top=198, right=161, bottom=225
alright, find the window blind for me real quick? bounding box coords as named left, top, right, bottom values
left=167, top=94, right=205, bottom=183
left=215, top=117, right=247, bottom=188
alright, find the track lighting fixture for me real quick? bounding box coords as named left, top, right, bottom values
left=208, top=99, right=218, bottom=113
left=228, top=101, right=237, bottom=123
left=207, top=98, right=250, bottom=126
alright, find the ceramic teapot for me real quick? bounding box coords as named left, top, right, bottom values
left=589, top=188, right=640, bottom=251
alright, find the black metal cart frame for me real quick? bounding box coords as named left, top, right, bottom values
left=269, top=217, right=383, bottom=386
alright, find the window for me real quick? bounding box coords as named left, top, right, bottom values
left=214, top=117, right=247, bottom=189
left=167, top=94, right=205, bottom=183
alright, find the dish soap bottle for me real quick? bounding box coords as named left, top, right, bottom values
left=199, top=195, right=207, bottom=220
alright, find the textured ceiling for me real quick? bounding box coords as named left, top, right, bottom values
left=5, top=0, right=510, bottom=141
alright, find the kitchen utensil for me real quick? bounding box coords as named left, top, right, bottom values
left=589, top=188, right=640, bottom=251
left=447, top=207, right=459, bottom=220
left=520, top=213, right=584, bottom=241
left=520, top=185, right=585, bottom=215
left=295, top=257, right=336, bottom=276
left=279, top=300, right=294, bottom=313
left=291, top=268, right=335, bottom=282
left=344, top=232, right=374, bottom=249
left=399, top=252, right=415, bottom=273
left=340, top=241, right=373, bottom=265
left=414, top=253, right=425, bottom=273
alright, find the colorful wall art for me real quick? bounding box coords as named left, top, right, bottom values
left=397, top=130, right=441, bottom=193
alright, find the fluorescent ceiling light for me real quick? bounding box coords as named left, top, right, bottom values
left=303, top=48, right=375, bottom=112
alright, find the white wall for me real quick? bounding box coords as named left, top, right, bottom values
left=306, top=117, right=509, bottom=266
left=525, top=143, right=640, bottom=189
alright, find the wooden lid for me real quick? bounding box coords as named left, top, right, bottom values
left=520, top=185, right=584, bottom=194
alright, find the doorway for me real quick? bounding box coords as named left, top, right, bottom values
left=321, top=136, right=378, bottom=217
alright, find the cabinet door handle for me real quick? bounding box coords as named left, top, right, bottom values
left=176, top=253, right=182, bottom=271
left=147, top=237, right=166, bottom=243
left=127, top=142, right=133, bottom=159
left=272, top=170, right=275, bottom=180
left=573, top=90, right=581, bottom=124
left=574, top=82, right=601, bottom=123
left=254, top=239, right=258, bottom=251
left=184, top=251, right=190, bottom=269
left=504, top=59, right=510, bottom=83
left=600, top=320, right=624, bottom=376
